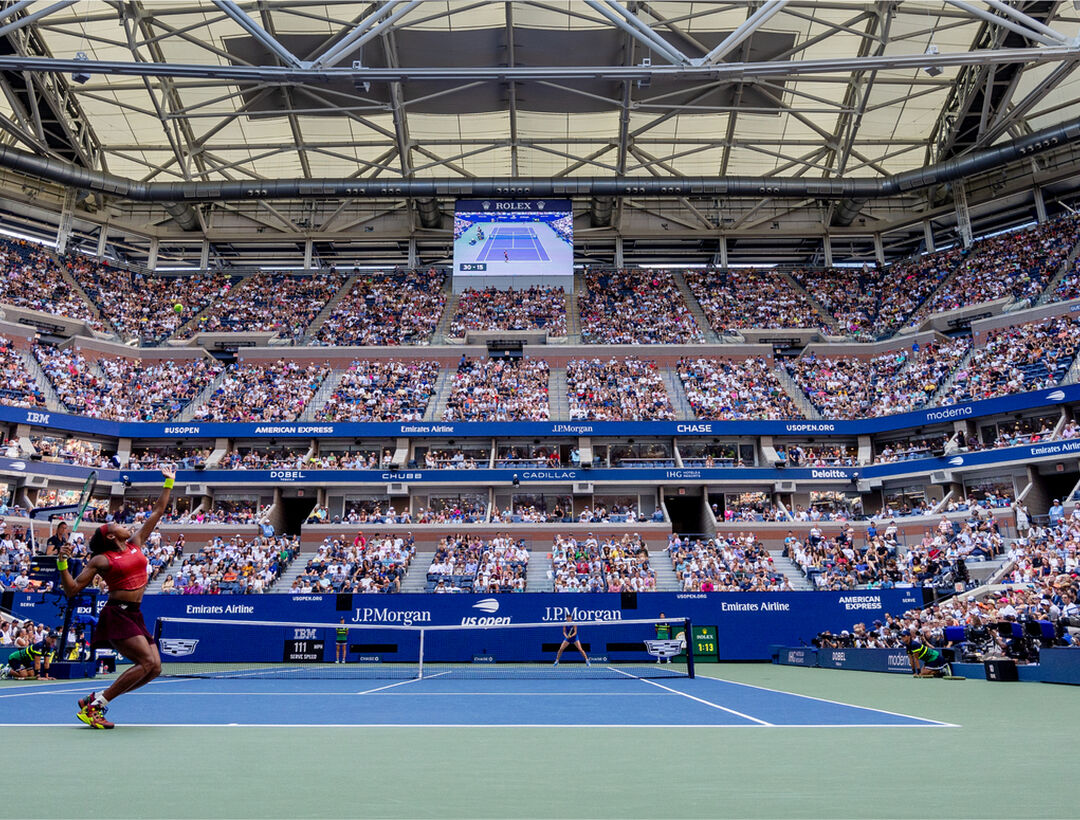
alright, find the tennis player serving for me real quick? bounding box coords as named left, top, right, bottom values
left=59, top=466, right=176, bottom=729
left=553, top=614, right=590, bottom=667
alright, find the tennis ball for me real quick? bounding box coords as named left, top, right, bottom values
left=173, top=303, right=183, bottom=314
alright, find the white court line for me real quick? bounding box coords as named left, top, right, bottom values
left=113, top=691, right=671, bottom=697
left=608, top=667, right=773, bottom=726
left=356, top=671, right=449, bottom=695
left=0, top=722, right=959, bottom=729
left=0, top=677, right=190, bottom=699
left=694, top=673, right=959, bottom=728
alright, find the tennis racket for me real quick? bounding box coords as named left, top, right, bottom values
left=70, top=470, right=98, bottom=531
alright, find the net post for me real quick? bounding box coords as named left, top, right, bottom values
left=684, top=619, right=695, bottom=679
left=418, top=627, right=425, bottom=680
left=153, top=617, right=163, bottom=648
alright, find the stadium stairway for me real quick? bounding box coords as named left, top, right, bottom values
left=783, top=272, right=839, bottom=335
left=661, top=368, right=694, bottom=420
left=549, top=366, right=570, bottom=419
left=431, top=290, right=459, bottom=344
left=926, top=343, right=975, bottom=405
left=672, top=272, right=720, bottom=343
left=526, top=551, right=553, bottom=592
left=299, top=370, right=346, bottom=420
left=565, top=284, right=582, bottom=342
left=177, top=367, right=232, bottom=421
left=768, top=552, right=815, bottom=591
left=270, top=551, right=314, bottom=592
left=301, top=273, right=359, bottom=341
left=650, top=551, right=680, bottom=591
left=21, top=350, right=65, bottom=412
left=53, top=256, right=116, bottom=338
left=424, top=368, right=456, bottom=421
left=774, top=366, right=823, bottom=420
left=401, top=552, right=435, bottom=593
left=1036, top=237, right=1080, bottom=306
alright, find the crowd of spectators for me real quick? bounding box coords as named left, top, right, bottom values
left=785, top=526, right=896, bottom=590
left=182, top=271, right=348, bottom=341
left=677, top=356, right=801, bottom=419
left=193, top=361, right=332, bottom=422
left=580, top=270, right=702, bottom=343
left=0, top=239, right=106, bottom=331
left=291, top=533, right=414, bottom=594
left=127, top=446, right=209, bottom=469
left=911, top=215, right=1080, bottom=322
left=567, top=357, right=674, bottom=421
left=875, top=248, right=964, bottom=336
left=312, top=270, right=446, bottom=346
left=163, top=534, right=297, bottom=595
left=72, top=256, right=234, bottom=344
left=317, top=360, right=438, bottom=422
left=777, top=443, right=858, bottom=467
left=449, top=287, right=567, bottom=337
left=791, top=267, right=883, bottom=339
left=427, top=534, right=529, bottom=593
left=550, top=533, right=656, bottom=592
left=442, top=358, right=550, bottom=421
left=30, top=437, right=111, bottom=468
left=0, top=337, right=47, bottom=408
left=668, top=532, right=790, bottom=592
left=786, top=337, right=971, bottom=419
left=715, top=500, right=788, bottom=522
left=36, top=345, right=223, bottom=422
left=685, top=269, right=828, bottom=332
left=421, top=449, right=487, bottom=469
left=414, top=500, right=488, bottom=524
left=943, top=315, right=1080, bottom=404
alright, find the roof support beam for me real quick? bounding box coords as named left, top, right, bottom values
left=0, top=0, right=76, bottom=40
left=944, top=0, right=1066, bottom=48
left=582, top=1, right=692, bottom=66
left=982, top=0, right=1072, bottom=45
left=210, top=0, right=305, bottom=69
left=311, top=1, right=422, bottom=70
left=698, top=0, right=790, bottom=66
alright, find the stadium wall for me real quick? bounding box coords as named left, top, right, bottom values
left=4, top=589, right=927, bottom=661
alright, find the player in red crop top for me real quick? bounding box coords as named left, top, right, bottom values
left=59, top=466, right=175, bottom=729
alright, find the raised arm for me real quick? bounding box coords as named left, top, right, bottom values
left=58, top=545, right=106, bottom=599
left=134, top=466, right=176, bottom=546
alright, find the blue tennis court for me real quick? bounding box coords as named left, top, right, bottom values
left=0, top=672, right=955, bottom=728
left=477, top=226, right=550, bottom=262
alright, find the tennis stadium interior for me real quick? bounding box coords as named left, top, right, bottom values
left=0, top=2, right=1079, bottom=818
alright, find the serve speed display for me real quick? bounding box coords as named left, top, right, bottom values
left=283, top=639, right=325, bottom=663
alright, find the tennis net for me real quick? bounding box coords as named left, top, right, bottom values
left=154, top=616, right=695, bottom=680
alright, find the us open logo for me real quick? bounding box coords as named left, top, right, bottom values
left=472, top=598, right=500, bottom=614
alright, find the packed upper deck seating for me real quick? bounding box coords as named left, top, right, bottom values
left=785, top=337, right=971, bottom=419
left=790, top=267, right=884, bottom=339
left=169, top=534, right=298, bottom=594
left=312, top=269, right=446, bottom=346
left=567, top=357, right=674, bottom=421
left=551, top=533, right=656, bottom=592
left=685, top=269, right=828, bottom=332
left=34, top=345, right=223, bottom=421
left=317, top=360, right=439, bottom=422
left=677, top=356, right=802, bottom=419
left=668, top=532, right=790, bottom=592
left=579, top=269, right=702, bottom=343
left=874, top=248, right=964, bottom=335
left=292, top=533, right=414, bottom=594
left=942, top=315, right=1080, bottom=404
left=0, top=337, right=46, bottom=408
left=0, top=239, right=106, bottom=331
left=910, top=215, right=1080, bottom=322
left=448, top=286, right=567, bottom=337
left=71, top=255, right=234, bottom=344
left=442, top=357, right=550, bottom=421
left=181, top=270, right=348, bottom=341
left=192, top=360, right=332, bottom=422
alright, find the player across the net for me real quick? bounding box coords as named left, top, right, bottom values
left=154, top=616, right=695, bottom=681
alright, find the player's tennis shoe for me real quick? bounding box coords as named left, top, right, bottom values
left=0, top=664, right=9, bottom=679
left=77, top=693, right=115, bottom=729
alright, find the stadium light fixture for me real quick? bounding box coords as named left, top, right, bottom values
left=71, top=51, right=90, bottom=85
left=923, top=45, right=943, bottom=77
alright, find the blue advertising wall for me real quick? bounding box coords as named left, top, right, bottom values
left=1, top=381, right=1077, bottom=440
left=5, top=589, right=924, bottom=662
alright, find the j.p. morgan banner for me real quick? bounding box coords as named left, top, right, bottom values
left=6, top=589, right=925, bottom=661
